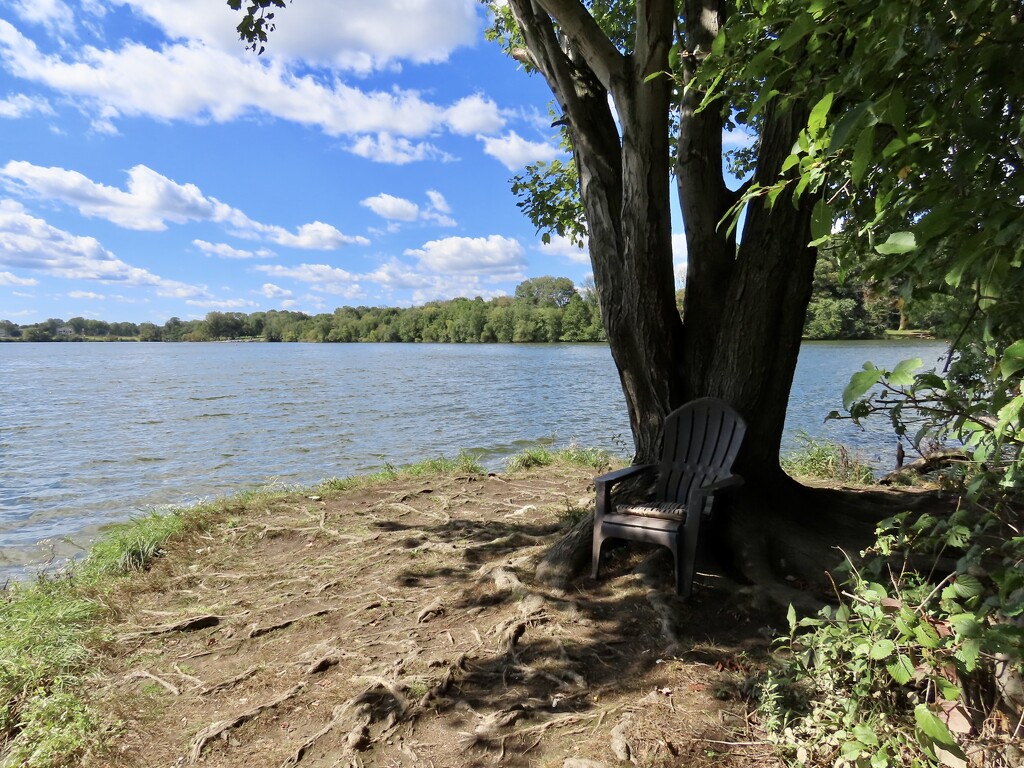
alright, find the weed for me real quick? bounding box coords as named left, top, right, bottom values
left=781, top=433, right=874, bottom=484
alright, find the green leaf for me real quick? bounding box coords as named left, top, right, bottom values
left=887, top=654, right=914, bottom=684
left=808, top=92, right=834, bottom=135
left=850, top=124, right=875, bottom=186
left=852, top=722, right=879, bottom=747
left=711, top=29, right=726, bottom=57
left=827, top=101, right=872, bottom=155
left=843, top=364, right=883, bottom=409
left=869, top=638, right=896, bottom=660
left=810, top=198, right=833, bottom=245
left=1000, top=340, right=1024, bottom=378
left=916, top=704, right=956, bottom=745
left=914, top=622, right=942, bottom=649
left=874, top=231, right=917, bottom=255
left=778, top=12, right=815, bottom=51
left=953, top=574, right=983, bottom=599
left=956, top=638, right=981, bottom=671
left=888, top=358, right=923, bottom=387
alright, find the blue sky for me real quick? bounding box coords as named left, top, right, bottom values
left=0, top=0, right=689, bottom=324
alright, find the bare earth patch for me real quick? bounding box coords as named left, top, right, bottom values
left=85, top=467, right=782, bottom=768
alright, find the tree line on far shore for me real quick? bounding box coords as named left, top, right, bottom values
left=1, top=267, right=959, bottom=344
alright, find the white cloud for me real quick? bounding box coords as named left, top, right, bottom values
left=261, top=283, right=292, bottom=299
left=478, top=131, right=560, bottom=170
left=0, top=22, right=456, bottom=139
left=349, top=133, right=451, bottom=165
left=723, top=129, right=757, bottom=149
left=193, top=239, right=274, bottom=259
left=115, top=0, right=482, bottom=73
left=538, top=234, right=589, bottom=264
left=360, top=193, right=419, bottom=222
left=0, top=161, right=237, bottom=231
left=0, top=198, right=209, bottom=297
left=405, top=234, right=525, bottom=277
left=0, top=269, right=38, bottom=286
left=672, top=233, right=688, bottom=285
left=0, top=161, right=366, bottom=249
left=67, top=290, right=105, bottom=299
left=9, top=0, right=74, bottom=36
left=361, top=190, right=457, bottom=228
left=255, top=262, right=364, bottom=298
left=445, top=94, right=505, bottom=135
left=426, top=189, right=450, bottom=214
left=0, top=93, right=53, bottom=118
left=410, top=277, right=508, bottom=303
left=261, top=222, right=369, bottom=250
left=185, top=297, right=259, bottom=310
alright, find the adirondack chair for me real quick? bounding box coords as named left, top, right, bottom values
left=591, top=398, right=747, bottom=598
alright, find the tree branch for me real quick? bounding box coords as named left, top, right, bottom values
left=532, top=0, right=627, bottom=90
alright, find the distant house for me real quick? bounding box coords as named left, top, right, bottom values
left=56, top=325, right=75, bottom=337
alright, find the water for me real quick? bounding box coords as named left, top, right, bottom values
left=0, top=339, right=947, bottom=580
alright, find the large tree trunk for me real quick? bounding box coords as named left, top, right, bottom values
left=511, top=0, right=879, bottom=596
left=509, top=0, right=684, bottom=463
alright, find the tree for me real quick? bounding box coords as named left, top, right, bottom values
left=513, top=276, right=578, bottom=308
left=228, top=1, right=1021, bottom=596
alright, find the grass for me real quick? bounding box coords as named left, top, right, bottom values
left=0, top=489, right=285, bottom=767
left=0, top=445, right=603, bottom=765
left=781, top=433, right=875, bottom=484
left=316, top=450, right=485, bottom=493
left=506, top=442, right=612, bottom=472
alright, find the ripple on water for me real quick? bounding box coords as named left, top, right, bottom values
left=0, top=339, right=949, bottom=582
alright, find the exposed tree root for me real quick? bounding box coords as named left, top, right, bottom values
left=246, top=606, right=339, bottom=639
left=124, top=670, right=180, bottom=696
left=188, top=682, right=306, bottom=763
left=122, top=613, right=224, bottom=639
left=199, top=665, right=261, bottom=696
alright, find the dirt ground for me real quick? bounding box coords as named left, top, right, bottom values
left=85, top=466, right=786, bottom=768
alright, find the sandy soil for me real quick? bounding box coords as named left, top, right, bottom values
left=84, top=466, right=784, bottom=768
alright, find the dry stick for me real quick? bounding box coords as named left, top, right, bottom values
left=188, top=682, right=306, bottom=763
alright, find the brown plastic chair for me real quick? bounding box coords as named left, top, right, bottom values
left=591, top=398, right=747, bottom=598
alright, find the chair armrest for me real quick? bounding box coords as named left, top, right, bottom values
left=695, top=474, right=744, bottom=495
left=594, top=464, right=657, bottom=518
left=688, top=473, right=744, bottom=520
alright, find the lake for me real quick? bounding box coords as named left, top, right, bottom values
left=0, top=339, right=948, bottom=580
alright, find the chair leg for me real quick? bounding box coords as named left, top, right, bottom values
left=677, top=527, right=700, bottom=599
left=592, top=530, right=605, bottom=580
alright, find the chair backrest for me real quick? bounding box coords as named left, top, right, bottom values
left=655, top=398, right=747, bottom=504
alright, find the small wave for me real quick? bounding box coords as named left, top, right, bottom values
left=187, top=395, right=233, bottom=402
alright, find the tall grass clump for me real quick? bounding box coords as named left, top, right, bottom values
left=507, top=441, right=612, bottom=472
left=316, top=450, right=484, bottom=493
left=0, top=499, right=230, bottom=767
left=0, top=576, right=99, bottom=768
left=781, top=433, right=874, bottom=484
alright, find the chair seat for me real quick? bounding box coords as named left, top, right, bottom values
left=616, top=501, right=688, bottom=520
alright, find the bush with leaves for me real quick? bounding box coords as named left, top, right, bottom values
left=762, top=341, right=1024, bottom=766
